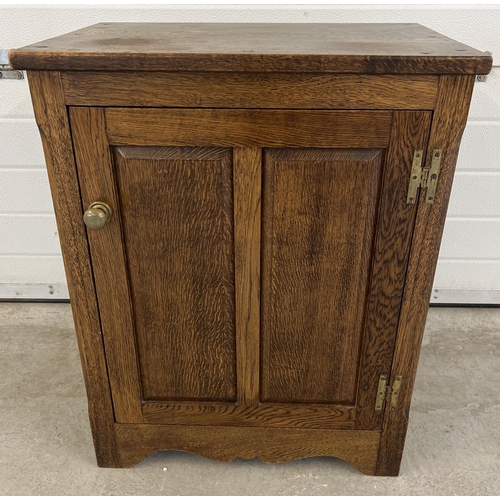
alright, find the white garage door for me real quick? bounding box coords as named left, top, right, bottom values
left=0, top=6, right=499, bottom=303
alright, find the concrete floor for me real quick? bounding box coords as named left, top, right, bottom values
left=0, top=303, right=499, bottom=495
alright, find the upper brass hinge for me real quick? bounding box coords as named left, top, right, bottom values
left=407, top=149, right=442, bottom=205
left=374, top=374, right=403, bottom=411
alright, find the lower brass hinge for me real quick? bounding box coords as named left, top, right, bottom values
left=375, top=374, right=403, bottom=411
left=407, top=149, right=442, bottom=205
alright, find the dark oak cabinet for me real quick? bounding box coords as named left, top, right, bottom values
left=12, top=23, right=491, bottom=476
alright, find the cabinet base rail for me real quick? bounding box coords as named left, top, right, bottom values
left=96, top=424, right=388, bottom=475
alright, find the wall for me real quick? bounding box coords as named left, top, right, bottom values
left=0, top=5, right=499, bottom=301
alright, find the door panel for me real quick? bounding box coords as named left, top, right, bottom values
left=113, top=146, right=236, bottom=402
left=261, top=148, right=383, bottom=404
left=70, top=107, right=431, bottom=429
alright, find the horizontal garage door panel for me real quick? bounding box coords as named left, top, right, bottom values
left=434, top=260, right=500, bottom=290
left=0, top=215, right=61, bottom=255
left=0, top=169, right=53, bottom=214
left=0, top=120, right=45, bottom=166
left=439, top=220, right=500, bottom=260
left=457, top=122, right=500, bottom=172
left=448, top=173, right=500, bottom=217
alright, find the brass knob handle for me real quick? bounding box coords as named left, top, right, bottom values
left=83, top=202, right=112, bottom=230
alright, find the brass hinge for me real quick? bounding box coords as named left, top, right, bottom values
left=407, top=149, right=442, bottom=205
left=374, top=374, right=403, bottom=411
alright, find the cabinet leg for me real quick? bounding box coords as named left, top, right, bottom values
left=96, top=452, right=144, bottom=469
left=375, top=410, right=408, bottom=476
left=86, top=415, right=122, bottom=468
left=375, top=452, right=403, bottom=477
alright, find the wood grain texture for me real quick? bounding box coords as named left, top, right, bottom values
left=113, top=146, right=237, bottom=402
left=234, top=148, right=261, bottom=406
left=61, top=72, right=439, bottom=110
left=376, top=76, right=476, bottom=476
left=355, top=111, right=432, bottom=430
left=261, top=148, right=382, bottom=405
left=142, top=402, right=355, bottom=429
left=27, top=72, right=119, bottom=465
left=114, top=423, right=381, bottom=474
left=106, top=109, right=392, bottom=149
left=70, top=108, right=143, bottom=422
left=11, top=23, right=492, bottom=74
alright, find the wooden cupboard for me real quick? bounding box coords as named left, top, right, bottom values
left=11, top=23, right=492, bottom=476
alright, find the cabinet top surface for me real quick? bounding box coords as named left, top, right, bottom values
left=10, top=22, right=492, bottom=74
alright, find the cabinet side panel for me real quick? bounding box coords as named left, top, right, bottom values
left=114, top=146, right=237, bottom=402
left=261, top=148, right=382, bottom=404
left=27, top=73, right=119, bottom=466
left=376, top=75, right=476, bottom=476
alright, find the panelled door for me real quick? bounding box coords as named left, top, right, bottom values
left=70, top=107, right=431, bottom=430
